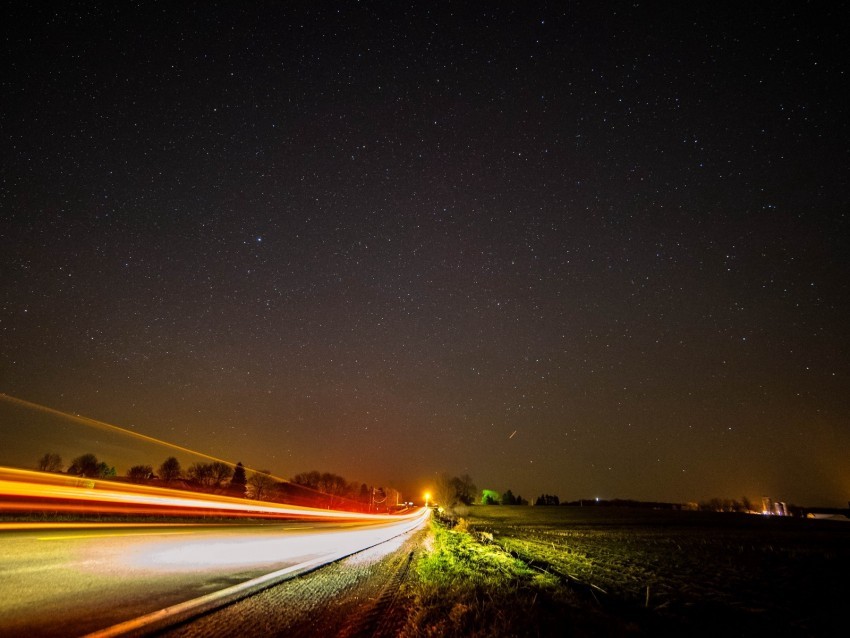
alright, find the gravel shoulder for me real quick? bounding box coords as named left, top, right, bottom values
left=161, top=527, right=426, bottom=638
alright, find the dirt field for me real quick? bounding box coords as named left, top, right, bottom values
left=460, top=506, right=850, bottom=635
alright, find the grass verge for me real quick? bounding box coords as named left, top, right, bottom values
left=398, top=517, right=634, bottom=637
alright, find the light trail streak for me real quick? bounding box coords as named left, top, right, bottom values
left=0, top=392, right=219, bottom=461
left=0, top=463, right=431, bottom=637
left=127, top=522, right=416, bottom=571
left=1, top=523, right=314, bottom=535
left=83, top=508, right=429, bottom=638
left=0, top=466, right=423, bottom=522
left=0, top=393, right=290, bottom=486
left=38, top=531, right=196, bottom=540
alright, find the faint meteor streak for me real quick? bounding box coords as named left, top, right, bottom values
left=509, top=430, right=517, bottom=439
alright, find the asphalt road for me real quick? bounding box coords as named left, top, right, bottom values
left=0, top=515, right=426, bottom=637
left=161, top=526, right=428, bottom=638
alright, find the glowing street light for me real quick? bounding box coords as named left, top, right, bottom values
left=424, top=492, right=431, bottom=508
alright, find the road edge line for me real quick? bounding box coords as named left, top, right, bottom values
left=83, top=513, right=427, bottom=638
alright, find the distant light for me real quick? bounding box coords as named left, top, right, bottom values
left=595, top=497, right=599, bottom=502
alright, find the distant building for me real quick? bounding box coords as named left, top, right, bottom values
left=762, top=496, right=774, bottom=515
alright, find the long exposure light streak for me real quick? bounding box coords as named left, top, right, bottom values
left=0, top=393, right=290, bottom=484
left=0, top=466, right=422, bottom=522
left=80, top=512, right=428, bottom=638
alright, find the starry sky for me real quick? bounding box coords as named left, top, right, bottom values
left=2, top=2, right=848, bottom=506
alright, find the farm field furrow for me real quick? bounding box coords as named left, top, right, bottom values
left=461, top=506, right=850, bottom=635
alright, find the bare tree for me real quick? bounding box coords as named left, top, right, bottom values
left=247, top=470, right=276, bottom=501
left=37, top=452, right=63, bottom=473
left=126, top=465, right=153, bottom=483
left=188, top=462, right=215, bottom=487
left=451, top=474, right=477, bottom=506
left=433, top=473, right=459, bottom=511
left=432, top=472, right=477, bottom=515
left=159, top=456, right=182, bottom=483
left=291, top=470, right=321, bottom=489
left=68, top=453, right=100, bottom=478
left=209, top=461, right=233, bottom=487
left=186, top=462, right=233, bottom=489
left=318, top=472, right=349, bottom=496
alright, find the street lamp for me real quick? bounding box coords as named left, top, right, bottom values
left=424, top=492, right=431, bottom=508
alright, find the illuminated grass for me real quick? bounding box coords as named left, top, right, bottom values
left=421, top=519, right=551, bottom=582
left=400, top=518, right=626, bottom=637
left=460, top=506, right=850, bottom=635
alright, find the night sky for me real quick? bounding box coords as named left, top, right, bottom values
left=2, top=2, right=848, bottom=506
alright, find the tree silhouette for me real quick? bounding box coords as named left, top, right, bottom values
left=433, top=473, right=478, bottom=512
left=291, top=470, right=321, bottom=489
left=230, top=462, right=247, bottom=496
left=186, top=461, right=233, bottom=489
left=159, top=456, right=182, bottom=483
left=535, top=494, right=560, bottom=506
left=68, top=453, right=100, bottom=478
left=247, top=470, right=276, bottom=500
left=209, top=461, right=233, bottom=486
left=37, top=452, right=63, bottom=473
left=318, top=472, right=349, bottom=497
left=433, top=473, right=459, bottom=510
left=187, top=462, right=214, bottom=486
left=451, top=474, right=477, bottom=506
left=96, top=462, right=116, bottom=478
left=127, top=465, right=153, bottom=483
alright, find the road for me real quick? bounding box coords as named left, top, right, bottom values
left=0, top=513, right=428, bottom=637
left=161, top=525, right=428, bottom=638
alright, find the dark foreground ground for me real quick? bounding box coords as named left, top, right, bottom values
left=456, top=506, right=850, bottom=636
left=157, top=506, right=849, bottom=637
left=14, top=507, right=841, bottom=636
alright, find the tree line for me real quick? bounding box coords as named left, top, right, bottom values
left=39, top=452, right=115, bottom=478
left=698, top=497, right=757, bottom=513
left=35, top=451, right=399, bottom=512
left=432, top=473, right=536, bottom=510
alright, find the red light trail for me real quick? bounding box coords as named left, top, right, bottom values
left=0, top=466, right=422, bottom=523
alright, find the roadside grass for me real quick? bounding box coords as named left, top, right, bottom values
left=400, top=517, right=633, bottom=637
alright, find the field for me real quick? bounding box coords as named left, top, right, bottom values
left=404, top=506, right=850, bottom=636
